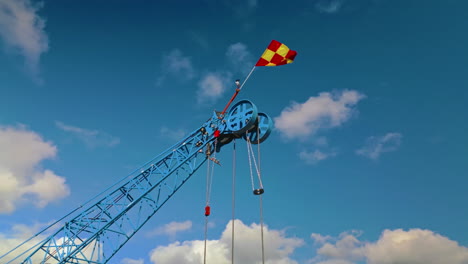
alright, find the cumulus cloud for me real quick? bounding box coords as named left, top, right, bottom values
left=0, top=0, right=49, bottom=80
left=156, top=49, right=195, bottom=86
left=197, top=71, right=232, bottom=104
left=311, top=233, right=332, bottom=245
left=0, top=222, right=50, bottom=263
left=226, top=42, right=253, bottom=75
left=274, top=90, right=365, bottom=140
left=356, top=132, right=402, bottom=160
left=160, top=126, right=186, bottom=142
left=0, top=125, right=70, bottom=214
left=150, top=220, right=303, bottom=264
left=313, top=260, right=355, bottom=264
left=310, top=229, right=468, bottom=264
left=56, top=121, right=120, bottom=148
left=121, top=258, right=145, bottom=264
left=315, top=231, right=365, bottom=262
left=299, top=149, right=336, bottom=165
left=315, top=0, right=345, bottom=14
left=147, top=220, right=192, bottom=239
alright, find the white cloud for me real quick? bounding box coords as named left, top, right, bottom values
left=156, top=49, right=195, bottom=86
left=0, top=125, right=70, bottom=214
left=147, top=220, right=192, bottom=239
left=274, top=90, right=365, bottom=140
left=310, top=229, right=468, bottom=264
left=197, top=71, right=232, bottom=104
left=311, top=233, right=332, bottom=245
left=299, top=149, right=336, bottom=165
left=21, top=169, right=70, bottom=208
left=121, top=258, right=144, bottom=264
left=0, top=0, right=48, bottom=80
left=366, top=229, right=468, bottom=264
left=56, top=121, right=120, bottom=148
left=313, top=260, right=355, bottom=264
left=226, top=42, right=253, bottom=75
left=150, top=219, right=303, bottom=264
left=356, top=132, right=402, bottom=160
left=0, top=222, right=50, bottom=263
left=315, top=0, right=345, bottom=14
left=314, top=137, right=329, bottom=147
left=316, top=231, right=364, bottom=261
left=160, top=126, right=186, bottom=142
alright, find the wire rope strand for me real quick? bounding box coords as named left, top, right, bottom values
left=204, top=216, right=208, bottom=264
left=259, top=195, right=265, bottom=264
left=247, top=140, right=263, bottom=188
left=208, top=140, right=217, bottom=204
left=246, top=137, right=255, bottom=190
left=231, top=140, right=236, bottom=264
left=205, top=157, right=211, bottom=205
left=257, top=116, right=262, bottom=181
left=255, top=118, right=265, bottom=264
left=204, top=139, right=218, bottom=264
left=203, top=146, right=211, bottom=264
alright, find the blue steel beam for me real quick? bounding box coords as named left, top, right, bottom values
left=19, top=113, right=226, bottom=264
left=9, top=99, right=267, bottom=264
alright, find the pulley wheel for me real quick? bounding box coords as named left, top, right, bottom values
left=243, top=112, right=273, bottom=144
left=226, top=100, right=258, bottom=135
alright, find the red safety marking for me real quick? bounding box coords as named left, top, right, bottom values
left=205, top=205, right=211, bottom=216
left=214, top=130, right=220, bottom=138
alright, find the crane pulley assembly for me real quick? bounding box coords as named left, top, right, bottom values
left=4, top=38, right=298, bottom=264
left=6, top=99, right=272, bottom=264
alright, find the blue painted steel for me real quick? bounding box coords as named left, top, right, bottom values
left=225, top=99, right=258, bottom=134
left=7, top=100, right=271, bottom=264
left=16, top=118, right=227, bottom=264
left=243, top=112, right=273, bottom=144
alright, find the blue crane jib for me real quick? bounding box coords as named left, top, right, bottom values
left=11, top=99, right=272, bottom=264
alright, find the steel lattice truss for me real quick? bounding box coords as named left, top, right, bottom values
left=21, top=126, right=214, bottom=264
left=9, top=99, right=272, bottom=264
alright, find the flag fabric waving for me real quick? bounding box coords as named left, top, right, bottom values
left=255, top=40, right=297, bottom=66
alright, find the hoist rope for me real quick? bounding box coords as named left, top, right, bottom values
left=205, top=140, right=217, bottom=206
left=204, top=216, right=209, bottom=264
left=209, top=141, right=217, bottom=202
left=256, top=118, right=265, bottom=264
left=231, top=140, right=237, bottom=264
left=205, top=158, right=211, bottom=208
left=259, top=195, right=265, bottom=264
left=246, top=137, right=255, bottom=191
left=256, top=118, right=262, bottom=180
left=203, top=157, right=210, bottom=264
left=204, top=139, right=218, bottom=264
left=246, top=138, right=263, bottom=189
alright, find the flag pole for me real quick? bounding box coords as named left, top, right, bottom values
left=219, top=66, right=257, bottom=117
left=239, top=66, right=257, bottom=90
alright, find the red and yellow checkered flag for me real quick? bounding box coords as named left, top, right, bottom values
left=255, top=40, right=297, bottom=66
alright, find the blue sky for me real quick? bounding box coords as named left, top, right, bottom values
left=1, top=0, right=468, bottom=263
